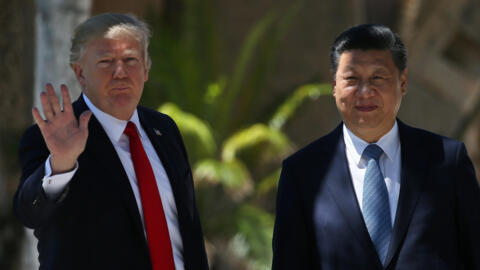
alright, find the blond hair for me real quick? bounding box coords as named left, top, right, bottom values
left=70, top=13, right=152, bottom=69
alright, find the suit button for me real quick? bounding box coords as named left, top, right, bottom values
left=32, top=198, right=39, bottom=207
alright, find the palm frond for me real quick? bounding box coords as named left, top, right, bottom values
left=232, top=204, right=275, bottom=268
left=158, top=102, right=217, bottom=157
left=204, top=77, right=227, bottom=105
left=257, top=168, right=282, bottom=195
left=193, top=159, right=251, bottom=189
left=215, top=11, right=278, bottom=135
left=229, top=2, right=305, bottom=128
left=269, top=83, right=332, bottom=130
left=221, top=124, right=291, bottom=162
left=225, top=12, right=276, bottom=108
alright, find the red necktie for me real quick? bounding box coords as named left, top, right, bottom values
left=124, top=121, right=175, bottom=270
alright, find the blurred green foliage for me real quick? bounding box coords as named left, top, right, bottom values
left=142, top=0, right=331, bottom=268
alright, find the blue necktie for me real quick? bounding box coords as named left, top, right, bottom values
left=362, top=144, right=392, bottom=264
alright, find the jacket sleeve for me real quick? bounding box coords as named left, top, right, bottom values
left=455, top=143, right=480, bottom=269
left=272, top=159, right=316, bottom=269
left=13, top=125, right=68, bottom=229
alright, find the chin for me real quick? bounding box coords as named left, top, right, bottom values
left=112, top=94, right=137, bottom=105
left=353, top=118, right=383, bottom=129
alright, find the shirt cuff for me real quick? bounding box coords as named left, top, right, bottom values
left=42, top=155, right=78, bottom=200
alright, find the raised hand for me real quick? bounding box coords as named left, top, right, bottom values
left=32, top=84, right=92, bottom=174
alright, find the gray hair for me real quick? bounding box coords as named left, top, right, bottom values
left=70, top=13, right=152, bottom=69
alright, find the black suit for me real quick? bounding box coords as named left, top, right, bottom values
left=272, top=121, right=480, bottom=270
left=14, top=96, right=209, bottom=270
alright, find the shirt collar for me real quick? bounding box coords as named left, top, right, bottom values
left=343, top=121, right=400, bottom=166
left=83, top=94, right=143, bottom=143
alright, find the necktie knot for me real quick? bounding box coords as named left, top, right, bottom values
left=124, top=121, right=138, bottom=138
left=363, top=144, right=383, bottom=162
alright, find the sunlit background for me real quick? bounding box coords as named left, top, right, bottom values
left=1, top=0, right=480, bottom=269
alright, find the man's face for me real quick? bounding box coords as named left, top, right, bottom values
left=332, top=49, right=407, bottom=142
left=73, top=35, right=149, bottom=120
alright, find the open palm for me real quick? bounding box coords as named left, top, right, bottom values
left=32, top=84, right=92, bottom=174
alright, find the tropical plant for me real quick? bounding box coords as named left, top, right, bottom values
left=159, top=82, right=331, bottom=268
left=142, top=0, right=332, bottom=268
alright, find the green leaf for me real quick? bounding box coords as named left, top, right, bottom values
left=222, top=124, right=291, bottom=162
left=269, top=83, right=332, bottom=130
left=204, top=77, right=227, bottom=105
left=216, top=11, right=277, bottom=134
left=227, top=12, right=276, bottom=106
left=234, top=204, right=275, bottom=267
left=158, top=102, right=217, bottom=157
left=229, top=2, right=305, bottom=128
left=257, top=168, right=282, bottom=195
left=193, top=159, right=251, bottom=190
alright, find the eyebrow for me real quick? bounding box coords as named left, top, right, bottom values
left=94, top=49, right=142, bottom=58
left=341, top=65, right=391, bottom=74
left=122, top=49, right=142, bottom=56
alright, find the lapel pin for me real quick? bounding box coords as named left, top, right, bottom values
left=153, top=128, right=162, bottom=136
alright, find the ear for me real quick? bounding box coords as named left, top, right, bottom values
left=72, top=63, right=86, bottom=90
left=400, top=68, right=408, bottom=96
left=143, top=65, right=149, bottom=82
left=330, top=69, right=337, bottom=96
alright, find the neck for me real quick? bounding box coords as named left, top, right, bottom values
left=82, top=93, right=135, bottom=121
left=346, top=122, right=395, bottom=143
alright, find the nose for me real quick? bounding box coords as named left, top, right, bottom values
left=356, top=80, right=375, bottom=97
left=112, top=60, right=127, bottom=79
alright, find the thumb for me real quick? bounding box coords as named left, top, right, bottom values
left=79, top=110, right=92, bottom=131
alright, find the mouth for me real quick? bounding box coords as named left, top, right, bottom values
left=355, top=105, right=378, bottom=112
left=111, top=86, right=130, bottom=91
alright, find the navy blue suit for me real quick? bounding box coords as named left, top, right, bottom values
left=14, top=96, right=209, bottom=270
left=272, top=121, right=480, bottom=270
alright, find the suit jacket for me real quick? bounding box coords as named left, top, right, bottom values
left=272, top=121, right=480, bottom=270
left=13, top=96, right=209, bottom=270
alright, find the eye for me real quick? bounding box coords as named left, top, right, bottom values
left=125, top=57, right=139, bottom=65
left=372, top=75, right=384, bottom=80
left=344, top=76, right=357, bottom=81
left=97, top=59, right=112, bottom=67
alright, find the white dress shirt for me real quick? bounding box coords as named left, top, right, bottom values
left=343, top=122, right=401, bottom=225
left=42, top=95, right=185, bottom=270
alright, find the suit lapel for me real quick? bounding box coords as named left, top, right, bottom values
left=384, top=121, right=429, bottom=267
left=137, top=109, right=193, bottom=239
left=319, top=121, right=429, bottom=269
left=73, top=96, right=147, bottom=245
left=324, top=125, right=384, bottom=269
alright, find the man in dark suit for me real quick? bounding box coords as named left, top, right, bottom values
left=272, top=24, right=480, bottom=269
left=14, top=13, right=208, bottom=270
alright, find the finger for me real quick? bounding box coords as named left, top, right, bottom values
left=47, top=84, right=61, bottom=115
left=61, top=84, right=73, bottom=113
left=79, top=110, right=92, bottom=132
left=32, top=107, right=46, bottom=129
left=40, top=88, right=54, bottom=121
